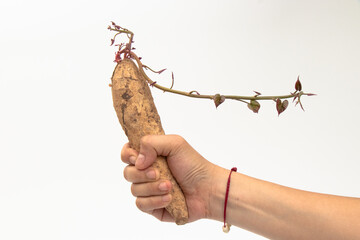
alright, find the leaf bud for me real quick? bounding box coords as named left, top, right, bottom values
left=295, top=76, right=302, bottom=91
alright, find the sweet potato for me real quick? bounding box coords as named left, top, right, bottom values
left=111, top=58, right=189, bottom=225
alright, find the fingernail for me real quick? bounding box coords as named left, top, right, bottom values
left=162, top=194, right=171, bottom=202
left=129, top=156, right=136, bottom=165
left=146, top=169, right=156, bottom=180
left=136, top=154, right=145, bottom=166
left=159, top=182, right=169, bottom=191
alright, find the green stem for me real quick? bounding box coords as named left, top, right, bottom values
left=130, top=51, right=299, bottom=103
left=109, top=27, right=134, bottom=48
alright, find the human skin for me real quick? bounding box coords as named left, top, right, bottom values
left=121, top=135, right=360, bottom=240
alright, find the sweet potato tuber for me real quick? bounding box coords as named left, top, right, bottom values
left=111, top=58, right=189, bottom=225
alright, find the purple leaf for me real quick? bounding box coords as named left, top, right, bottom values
left=213, top=94, right=225, bottom=108
left=282, top=99, right=289, bottom=110
left=247, top=100, right=260, bottom=113
left=276, top=99, right=289, bottom=116
left=114, top=51, right=121, bottom=63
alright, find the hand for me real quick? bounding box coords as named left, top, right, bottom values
left=121, top=136, right=360, bottom=239
left=121, top=134, right=216, bottom=223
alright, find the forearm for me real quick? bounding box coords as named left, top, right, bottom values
left=208, top=166, right=360, bottom=240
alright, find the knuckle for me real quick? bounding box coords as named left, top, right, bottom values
left=120, top=143, right=130, bottom=162
left=172, top=135, right=187, bottom=149
left=123, top=166, right=130, bottom=181
left=130, top=184, right=137, bottom=196
left=140, top=135, right=152, bottom=146
left=135, top=198, right=145, bottom=211
left=121, top=143, right=138, bottom=164
left=174, top=135, right=186, bottom=144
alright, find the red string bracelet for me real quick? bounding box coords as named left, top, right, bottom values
left=223, top=167, right=237, bottom=233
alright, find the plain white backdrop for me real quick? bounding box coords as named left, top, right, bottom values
left=1, top=0, right=360, bottom=239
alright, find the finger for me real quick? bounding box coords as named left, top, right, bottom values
left=136, top=135, right=187, bottom=170
left=131, top=180, right=172, bottom=197
left=135, top=194, right=172, bottom=212
left=121, top=143, right=138, bottom=165
left=123, top=165, right=159, bottom=183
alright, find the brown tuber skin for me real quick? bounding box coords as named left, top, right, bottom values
left=111, top=58, right=189, bottom=225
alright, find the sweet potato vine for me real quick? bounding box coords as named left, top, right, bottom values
left=108, top=23, right=315, bottom=115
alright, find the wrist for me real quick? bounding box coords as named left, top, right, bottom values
left=207, top=165, right=233, bottom=222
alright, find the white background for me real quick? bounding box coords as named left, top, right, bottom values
left=1, top=0, right=360, bottom=239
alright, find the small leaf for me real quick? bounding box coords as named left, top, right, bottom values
left=110, top=22, right=121, bottom=30
left=254, top=91, right=262, bottom=96
left=149, top=81, right=157, bottom=87
left=276, top=99, right=288, bottom=116
left=213, top=94, right=225, bottom=108
left=282, top=99, right=289, bottom=110
left=114, top=51, right=121, bottom=63
left=156, top=68, right=167, bottom=74
left=110, top=38, right=115, bottom=46
left=247, top=100, right=260, bottom=113
left=295, top=76, right=302, bottom=91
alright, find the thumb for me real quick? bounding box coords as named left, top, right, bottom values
left=135, top=135, right=184, bottom=170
